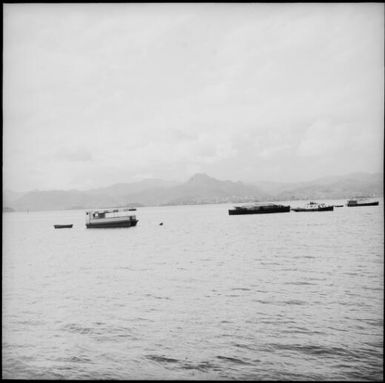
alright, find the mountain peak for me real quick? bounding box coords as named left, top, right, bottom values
left=187, top=173, right=216, bottom=184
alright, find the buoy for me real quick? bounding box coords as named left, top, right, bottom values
left=159, top=222, right=163, bottom=226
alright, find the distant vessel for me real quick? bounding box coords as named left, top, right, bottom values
left=291, top=202, right=334, bottom=212
left=86, top=208, right=138, bottom=228
left=347, top=198, right=379, bottom=207
left=228, top=202, right=290, bottom=215
left=54, top=224, right=73, bottom=229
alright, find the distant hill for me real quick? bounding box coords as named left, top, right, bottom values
left=86, top=179, right=178, bottom=199
left=258, top=172, right=383, bottom=200
left=3, top=189, right=27, bottom=206
left=158, top=173, right=270, bottom=205
left=5, top=172, right=383, bottom=211
left=7, top=174, right=269, bottom=211
left=11, top=190, right=117, bottom=212
left=3, top=206, right=15, bottom=212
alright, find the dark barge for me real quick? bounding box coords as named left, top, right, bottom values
left=347, top=199, right=379, bottom=207
left=229, top=202, right=290, bottom=215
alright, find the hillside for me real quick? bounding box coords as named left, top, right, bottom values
left=160, top=173, right=270, bottom=205
left=270, top=172, right=383, bottom=200
left=6, top=172, right=383, bottom=211
left=8, top=174, right=269, bottom=211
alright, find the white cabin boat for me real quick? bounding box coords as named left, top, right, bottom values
left=86, top=208, right=138, bottom=228
left=291, top=201, right=334, bottom=212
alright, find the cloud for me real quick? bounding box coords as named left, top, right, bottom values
left=54, top=147, right=93, bottom=162
left=297, top=120, right=360, bottom=158
left=259, top=144, right=292, bottom=159
left=3, top=3, right=383, bottom=190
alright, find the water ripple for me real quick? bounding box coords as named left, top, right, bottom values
left=3, top=203, right=383, bottom=380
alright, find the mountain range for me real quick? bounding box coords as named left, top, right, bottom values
left=3, top=172, right=383, bottom=212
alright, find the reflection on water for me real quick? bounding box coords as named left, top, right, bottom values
left=2, top=201, right=383, bottom=380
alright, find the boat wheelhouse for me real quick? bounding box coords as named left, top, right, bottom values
left=86, top=208, right=138, bottom=228
left=228, top=202, right=290, bottom=215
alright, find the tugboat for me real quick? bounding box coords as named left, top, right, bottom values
left=291, top=201, right=334, bottom=212
left=347, top=198, right=379, bottom=207
left=86, top=208, right=138, bottom=228
left=228, top=202, right=290, bottom=215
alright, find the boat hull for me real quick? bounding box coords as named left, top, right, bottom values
left=54, top=224, right=73, bottom=229
left=292, top=206, right=334, bottom=212
left=347, top=201, right=379, bottom=207
left=229, top=206, right=290, bottom=215
left=86, top=219, right=138, bottom=228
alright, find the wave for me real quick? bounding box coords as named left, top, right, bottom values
left=216, top=355, right=252, bottom=365
left=146, top=355, right=180, bottom=364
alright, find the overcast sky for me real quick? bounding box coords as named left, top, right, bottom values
left=3, top=3, right=384, bottom=191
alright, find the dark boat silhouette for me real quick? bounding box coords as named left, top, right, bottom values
left=347, top=198, right=379, bottom=207
left=229, top=202, right=290, bottom=215
left=54, top=224, right=73, bottom=229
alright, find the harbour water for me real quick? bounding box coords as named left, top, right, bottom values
left=2, top=200, right=383, bottom=380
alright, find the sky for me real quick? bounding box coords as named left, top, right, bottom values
left=3, top=3, right=384, bottom=192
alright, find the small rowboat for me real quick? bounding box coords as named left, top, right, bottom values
left=54, top=224, right=73, bottom=229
